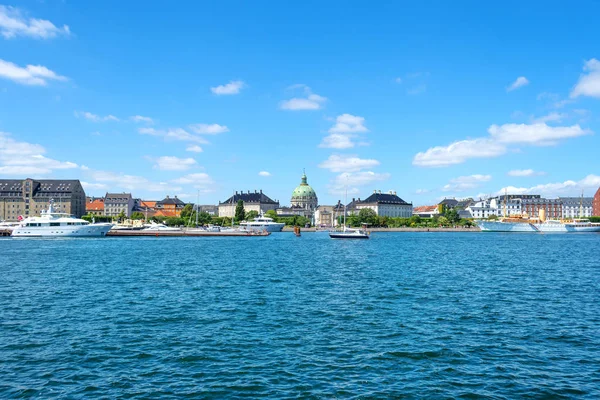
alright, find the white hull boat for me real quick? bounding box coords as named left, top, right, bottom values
left=12, top=201, right=113, bottom=238
left=239, top=214, right=285, bottom=232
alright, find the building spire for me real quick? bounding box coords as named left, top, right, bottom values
left=301, top=169, right=307, bottom=185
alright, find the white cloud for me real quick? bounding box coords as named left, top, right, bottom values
left=280, top=85, right=327, bottom=110
left=489, top=123, right=590, bottom=146
left=172, top=173, right=214, bottom=187
left=89, top=169, right=183, bottom=193
left=395, top=77, right=402, bottom=84
left=329, top=114, right=368, bottom=134
left=258, top=171, right=271, bottom=177
left=319, top=134, right=355, bottom=149
left=537, top=92, right=560, bottom=102
left=498, top=174, right=600, bottom=197
left=0, top=59, right=67, bottom=86
left=138, top=127, right=208, bottom=144
left=0, top=5, right=70, bottom=39
left=414, top=123, right=592, bottom=167
left=571, top=58, right=600, bottom=98
left=507, top=169, right=544, bottom=177
left=186, top=145, right=203, bottom=153
left=415, top=189, right=429, bottom=194
left=188, top=123, right=229, bottom=135
left=329, top=171, right=391, bottom=195
left=130, top=115, right=153, bottom=124
left=152, top=156, right=197, bottom=171
left=0, top=131, right=78, bottom=176
left=532, top=112, right=566, bottom=124
left=81, top=181, right=108, bottom=191
left=319, top=114, right=370, bottom=149
left=413, top=138, right=506, bottom=167
left=210, top=80, right=245, bottom=95
left=75, top=111, right=120, bottom=122
left=442, top=174, right=491, bottom=192
left=507, top=76, right=529, bottom=92
left=318, top=154, right=380, bottom=173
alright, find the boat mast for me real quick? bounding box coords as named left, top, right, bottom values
left=579, top=189, right=584, bottom=218
left=195, top=190, right=199, bottom=227
left=231, top=190, right=234, bottom=227
left=344, top=183, right=347, bottom=231
left=503, top=188, right=507, bottom=218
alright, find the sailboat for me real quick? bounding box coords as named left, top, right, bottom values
left=329, top=184, right=370, bottom=239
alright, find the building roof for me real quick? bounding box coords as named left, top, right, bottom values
left=439, top=198, right=459, bottom=207
left=413, top=205, right=438, bottom=214
left=220, top=190, right=278, bottom=205
left=456, top=198, right=474, bottom=209
left=153, top=209, right=180, bottom=217
left=157, top=195, right=185, bottom=206
left=558, top=197, right=593, bottom=206
left=86, top=199, right=104, bottom=211
left=138, top=200, right=156, bottom=209
left=0, top=179, right=81, bottom=194
left=359, top=192, right=411, bottom=205
left=105, top=192, right=132, bottom=201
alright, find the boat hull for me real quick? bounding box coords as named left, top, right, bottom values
left=240, top=223, right=285, bottom=233
left=329, top=233, right=370, bottom=239
left=12, top=223, right=113, bottom=237
left=476, top=221, right=537, bottom=232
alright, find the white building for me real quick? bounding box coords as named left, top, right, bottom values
left=218, top=190, right=279, bottom=218
left=559, top=197, right=593, bottom=218
left=352, top=190, right=413, bottom=218
left=314, top=205, right=334, bottom=227
left=467, top=197, right=523, bottom=219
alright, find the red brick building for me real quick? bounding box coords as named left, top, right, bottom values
left=593, top=187, right=600, bottom=216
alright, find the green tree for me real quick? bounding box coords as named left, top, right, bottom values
left=245, top=210, right=259, bottom=221
left=438, top=216, right=449, bottom=226
left=444, top=209, right=460, bottom=224
left=197, top=211, right=212, bottom=225
left=131, top=211, right=145, bottom=220
left=265, top=209, right=278, bottom=220
left=409, top=215, right=422, bottom=225
left=488, top=214, right=499, bottom=220
left=117, top=211, right=126, bottom=223
left=234, top=200, right=245, bottom=222
left=180, top=204, right=194, bottom=219
left=358, top=208, right=378, bottom=226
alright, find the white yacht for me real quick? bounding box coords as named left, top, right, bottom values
left=12, top=202, right=113, bottom=238
left=239, top=214, right=285, bottom=232
left=141, top=221, right=182, bottom=232
left=329, top=226, right=370, bottom=239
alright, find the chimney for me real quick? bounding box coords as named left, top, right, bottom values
left=260, top=189, right=262, bottom=193
left=235, top=191, right=238, bottom=195
left=255, top=190, right=257, bottom=193
left=378, top=190, right=382, bottom=194
left=352, top=198, right=355, bottom=202
left=373, top=190, right=377, bottom=194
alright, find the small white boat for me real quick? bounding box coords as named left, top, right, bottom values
left=12, top=201, right=113, bottom=238
left=329, top=226, right=370, bottom=239
left=141, top=222, right=182, bottom=232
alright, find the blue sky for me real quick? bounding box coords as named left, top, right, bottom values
left=1, top=0, right=599, bottom=206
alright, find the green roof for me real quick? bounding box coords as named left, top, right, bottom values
left=291, top=172, right=317, bottom=199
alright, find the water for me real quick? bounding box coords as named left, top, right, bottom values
left=1, top=232, right=599, bottom=398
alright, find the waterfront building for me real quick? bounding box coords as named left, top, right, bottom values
left=413, top=205, right=439, bottom=218
left=198, top=205, right=218, bottom=215
left=467, top=197, right=523, bottom=219
left=314, top=205, right=335, bottom=227
left=155, top=195, right=186, bottom=217
left=86, top=197, right=105, bottom=216
left=521, top=198, right=562, bottom=219
left=438, top=198, right=459, bottom=214
left=276, top=205, right=307, bottom=217
left=218, top=190, right=279, bottom=218
left=290, top=171, right=318, bottom=215
left=104, top=192, right=134, bottom=217
left=594, top=187, right=600, bottom=216
left=0, top=179, right=86, bottom=221
left=352, top=190, right=413, bottom=218
left=559, top=197, right=593, bottom=218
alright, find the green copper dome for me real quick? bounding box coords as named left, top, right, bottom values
left=291, top=172, right=318, bottom=201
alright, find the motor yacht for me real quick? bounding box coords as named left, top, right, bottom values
left=239, top=214, right=285, bottom=232
left=12, top=201, right=113, bottom=237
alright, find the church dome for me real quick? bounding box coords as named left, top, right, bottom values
left=291, top=172, right=318, bottom=209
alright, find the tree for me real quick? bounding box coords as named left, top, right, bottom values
left=180, top=204, right=194, bottom=219
left=265, top=209, right=278, bottom=221
left=245, top=210, right=259, bottom=221
left=358, top=208, right=378, bottom=226
left=197, top=211, right=212, bottom=225
left=234, top=200, right=245, bottom=222
left=444, top=209, right=460, bottom=224
left=488, top=214, right=499, bottom=220
left=438, top=216, right=449, bottom=226
left=131, top=212, right=145, bottom=220
left=117, top=211, right=126, bottom=223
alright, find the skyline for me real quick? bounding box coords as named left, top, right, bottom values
left=1, top=1, right=599, bottom=206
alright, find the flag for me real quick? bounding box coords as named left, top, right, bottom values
left=17, top=215, right=23, bottom=221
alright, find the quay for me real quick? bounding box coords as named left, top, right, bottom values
left=107, top=230, right=270, bottom=237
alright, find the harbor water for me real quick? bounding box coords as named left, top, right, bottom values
left=1, top=232, right=599, bottom=398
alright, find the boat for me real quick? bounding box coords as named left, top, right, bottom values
left=12, top=201, right=113, bottom=237
left=239, top=213, right=285, bottom=232
left=329, top=183, right=370, bottom=239
left=329, top=226, right=370, bottom=239
left=141, top=221, right=182, bottom=232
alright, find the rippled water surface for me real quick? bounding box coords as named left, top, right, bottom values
left=1, top=232, right=600, bottom=398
